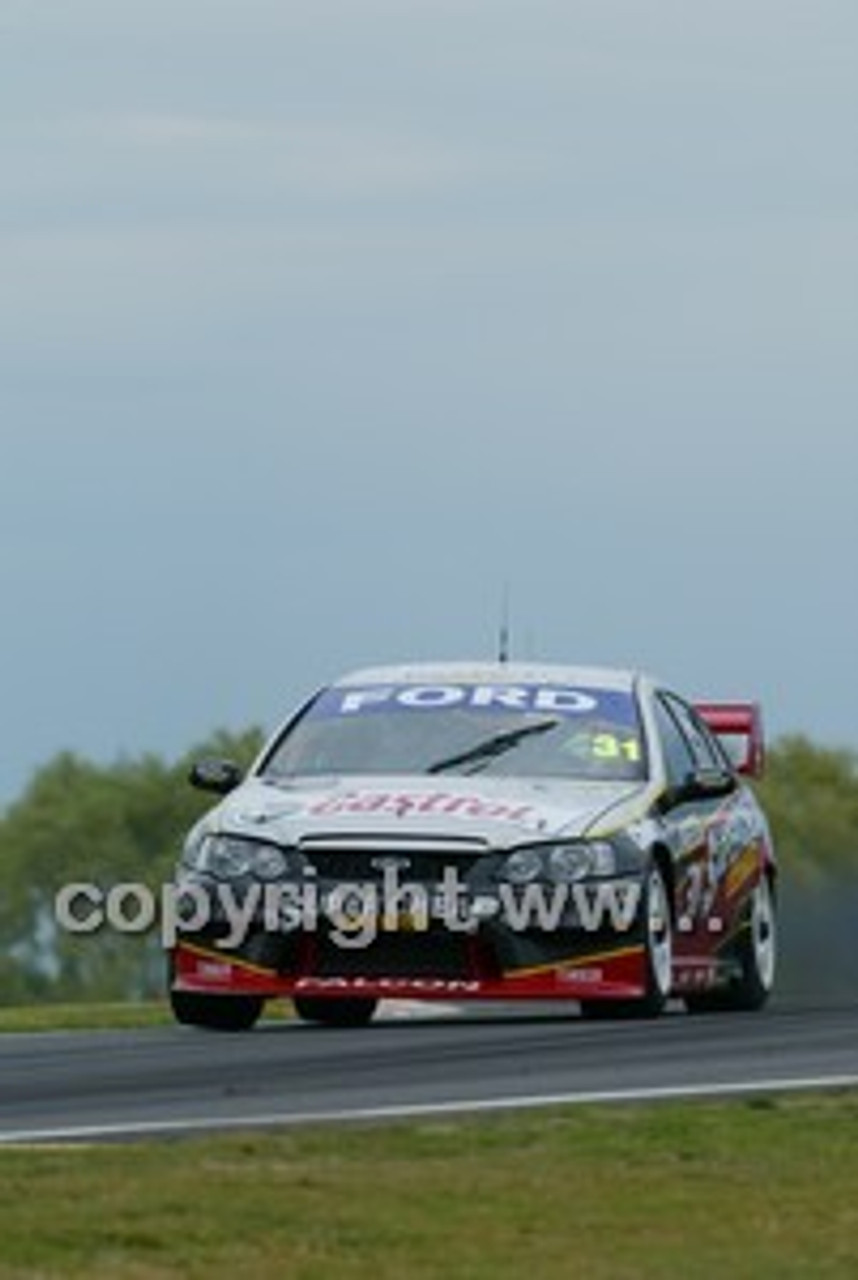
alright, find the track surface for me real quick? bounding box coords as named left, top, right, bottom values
left=1, top=996, right=857, bottom=1143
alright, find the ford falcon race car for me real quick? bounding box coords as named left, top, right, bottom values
left=167, top=661, right=777, bottom=1029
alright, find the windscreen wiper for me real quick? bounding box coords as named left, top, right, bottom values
left=426, top=718, right=560, bottom=776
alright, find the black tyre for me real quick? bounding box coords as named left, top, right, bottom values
left=293, top=996, right=378, bottom=1027
left=580, top=861, right=673, bottom=1020
left=685, top=874, right=777, bottom=1014
left=170, top=989, right=264, bottom=1031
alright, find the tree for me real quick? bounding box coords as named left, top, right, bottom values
left=755, top=735, right=858, bottom=882
left=0, top=729, right=264, bottom=1004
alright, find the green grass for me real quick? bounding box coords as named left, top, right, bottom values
left=0, top=1000, right=295, bottom=1034
left=1, top=1091, right=857, bottom=1278
left=0, top=1000, right=174, bottom=1033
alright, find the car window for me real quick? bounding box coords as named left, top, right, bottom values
left=652, top=696, right=697, bottom=786
left=261, top=681, right=646, bottom=782
left=662, top=693, right=729, bottom=771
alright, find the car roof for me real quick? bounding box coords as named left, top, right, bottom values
left=332, top=660, right=647, bottom=693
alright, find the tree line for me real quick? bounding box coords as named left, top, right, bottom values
left=0, top=729, right=856, bottom=1005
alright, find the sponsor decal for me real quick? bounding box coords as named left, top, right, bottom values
left=557, top=966, right=603, bottom=985
left=227, top=790, right=555, bottom=829
left=673, top=964, right=718, bottom=990
left=677, top=795, right=765, bottom=931
left=336, top=684, right=600, bottom=716
left=307, top=789, right=538, bottom=824
left=312, top=683, right=637, bottom=722
left=725, top=844, right=759, bottom=898
left=232, top=803, right=306, bottom=825
left=293, top=976, right=482, bottom=994
left=183, top=943, right=276, bottom=979
left=506, top=944, right=644, bottom=980
left=676, top=816, right=705, bottom=857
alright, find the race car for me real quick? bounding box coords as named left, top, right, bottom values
left=167, top=661, right=777, bottom=1029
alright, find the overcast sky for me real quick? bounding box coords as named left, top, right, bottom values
left=1, top=1, right=856, bottom=805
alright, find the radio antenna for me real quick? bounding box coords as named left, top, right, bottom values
left=498, top=584, right=511, bottom=664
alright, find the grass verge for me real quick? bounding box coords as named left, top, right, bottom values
left=0, top=1001, right=174, bottom=1033
left=0, top=1001, right=296, bottom=1034
left=0, top=1091, right=857, bottom=1278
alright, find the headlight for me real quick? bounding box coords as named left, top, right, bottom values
left=198, top=836, right=252, bottom=878
left=192, top=835, right=302, bottom=881
left=547, top=842, right=616, bottom=881
left=502, top=849, right=544, bottom=884
left=250, top=844, right=292, bottom=880
left=547, top=846, right=593, bottom=881
left=499, top=841, right=617, bottom=884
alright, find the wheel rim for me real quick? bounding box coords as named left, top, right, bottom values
left=647, top=868, right=673, bottom=995
left=751, top=876, right=777, bottom=991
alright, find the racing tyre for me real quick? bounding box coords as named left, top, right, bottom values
left=580, top=861, right=673, bottom=1020
left=293, top=996, right=378, bottom=1027
left=685, top=874, right=777, bottom=1014
left=169, top=989, right=264, bottom=1031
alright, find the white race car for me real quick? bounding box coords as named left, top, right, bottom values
left=168, top=661, right=777, bottom=1029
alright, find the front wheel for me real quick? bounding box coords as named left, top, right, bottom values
left=580, top=861, right=673, bottom=1020
left=169, top=989, right=264, bottom=1031
left=293, top=996, right=378, bottom=1027
left=685, top=874, right=777, bottom=1014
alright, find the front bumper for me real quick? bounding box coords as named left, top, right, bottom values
left=171, top=915, right=649, bottom=1001
left=170, top=853, right=650, bottom=1000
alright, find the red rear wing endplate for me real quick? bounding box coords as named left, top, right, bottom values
left=694, top=701, right=765, bottom=778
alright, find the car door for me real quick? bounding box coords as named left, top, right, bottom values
left=652, top=693, right=738, bottom=969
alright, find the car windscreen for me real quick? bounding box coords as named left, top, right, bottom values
left=261, top=681, right=646, bottom=782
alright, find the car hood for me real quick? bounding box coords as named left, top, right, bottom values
left=206, top=773, right=651, bottom=849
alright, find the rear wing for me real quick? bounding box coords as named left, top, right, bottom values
left=694, top=701, right=765, bottom=779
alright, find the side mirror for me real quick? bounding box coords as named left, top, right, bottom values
left=188, top=757, right=244, bottom=795
left=687, top=766, right=736, bottom=799
left=662, top=767, right=735, bottom=809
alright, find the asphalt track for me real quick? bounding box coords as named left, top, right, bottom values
left=1, top=994, right=857, bottom=1144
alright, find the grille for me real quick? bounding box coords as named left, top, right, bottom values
left=309, top=929, right=472, bottom=980
left=301, top=847, right=484, bottom=884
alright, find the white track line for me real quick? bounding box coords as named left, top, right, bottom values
left=377, top=999, right=464, bottom=1021
left=2, top=1074, right=858, bottom=1146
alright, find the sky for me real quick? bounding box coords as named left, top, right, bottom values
left=1, top=1, right=856, bottom=806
